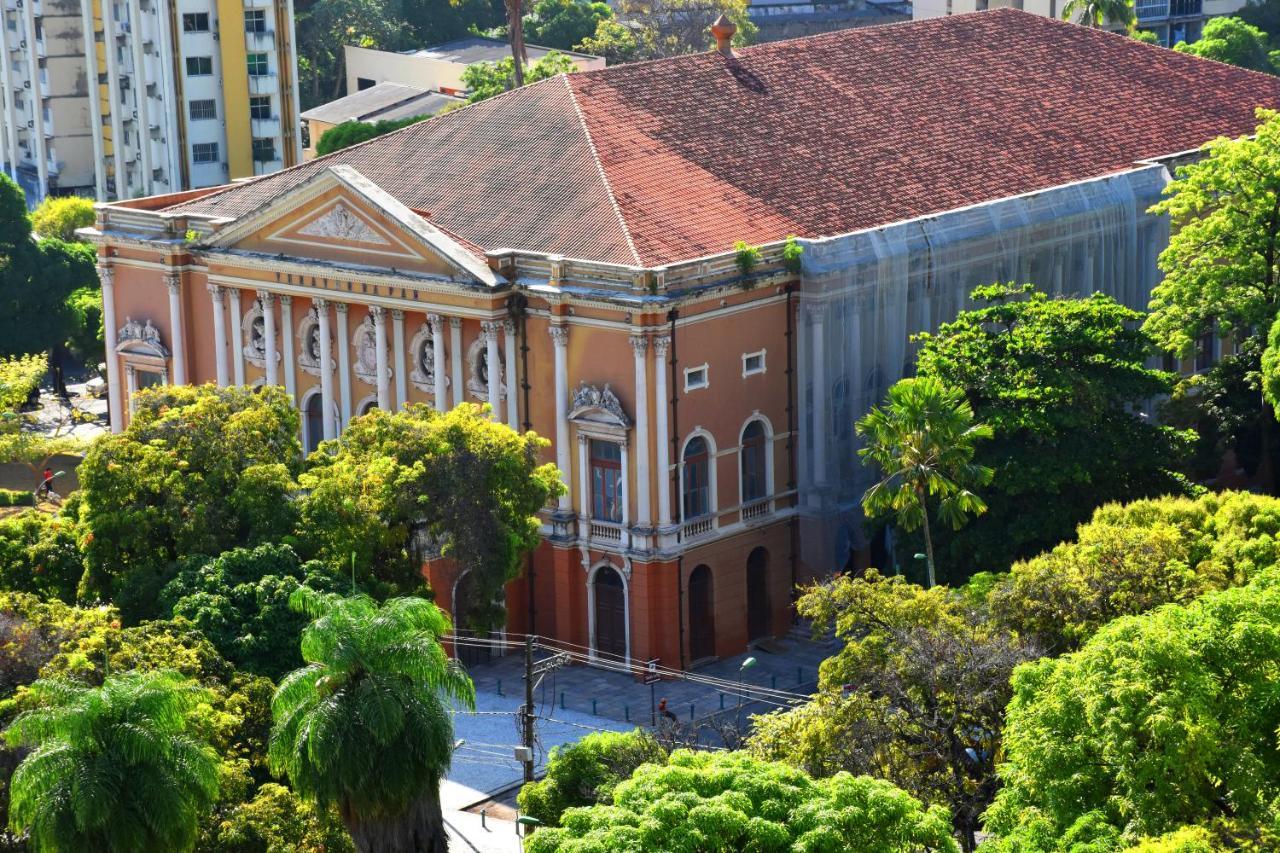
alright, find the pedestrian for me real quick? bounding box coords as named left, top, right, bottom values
left=658, top=698, right=677, bottom=723
left=37, top=468, right=53, bottom=499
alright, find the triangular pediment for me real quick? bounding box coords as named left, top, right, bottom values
left=203, top=165, right=500, bottom=287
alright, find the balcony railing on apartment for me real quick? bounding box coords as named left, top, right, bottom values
left=1136, top=0, right=1199, bottom=18
left=250, top=115, right=280, bottom=136
left=247, top=72, right=276, bottom=95
left=246, top=28, right=275, bottom=47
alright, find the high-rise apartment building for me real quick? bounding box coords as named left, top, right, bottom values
left=0, top=0, right=301, bottom=204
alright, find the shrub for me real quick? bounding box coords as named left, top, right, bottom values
left=518, top=729, right=667, bottom=826
left=734, top=240, right=762, bottom=277
left=0, top=491, right=32, bottom=508
left=29, top=195, right=94, bottom=241
left=0, top=354, right=46, bottom=416
left=0, top=509, right=83, bottom=602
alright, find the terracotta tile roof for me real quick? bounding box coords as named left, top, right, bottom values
left=167, top=9, right=1280, bottom=267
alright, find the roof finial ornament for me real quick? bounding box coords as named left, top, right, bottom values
left=711, top=14, right=736, bottom=57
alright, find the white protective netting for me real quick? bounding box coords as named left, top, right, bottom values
left=794, top=164, right=1171, bottom=572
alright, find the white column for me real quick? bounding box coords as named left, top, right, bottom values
left=280, top=295, right=296, bottom=401
left=577, top=434, right=590, bottom=520
left=208, top=284, right=229, bottom=386
left=259, top=291, right=278, bottom=386
left=371, top=306, right=391, bottom=410
left=79, top=0, right=107, bottom=199
left=335, top=303, right=352, bottom=426
left=620, top=440, right=631, bottom=548
left=550, top=325, right=572, bottom=512
left=316, top=299, right=337, bottom=441
left=504, top=319, right=519, bottom=431
left=629, top=336, right=650, bottom=528
left=99, top=264, right=124, bottom=432
left=450, top=318, right=464, bottom=408
left=809, top=305, right=827, bottom=487
left=428, top=313, right=447, bottom=411
left=229, top=289, right=245, bottom=386
left=653, top=336, right=672, bottom=528
left=392, top=309, right=408, bottom=409
left=162, top=273, right=185, bottom=385
left=482, top=321, right=503, bottom=421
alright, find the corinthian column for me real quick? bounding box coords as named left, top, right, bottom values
left=653, top=336, right=672, bottom=528
left=371, top=306, right=391, bottom=410
left=165, top=273, right=186, bottom=385
left=229, top=289, right=245, bottom=386
left=258, top=291, right=278, bottom=387
left=334, top=303, right=352, bottom=427
left=482, top=320, right=503, bottom=421
left=630, top=335, right=651, bottom=528
left=99, top=263, right=124, bottom=432
left=208, top=284, right=229, bottom=387
left=280, top=295, right=296, bottom=401
left=392, top=309, right=407, bottom=409
left=428, top=313, right=447, bottom=411
left=807, top=304, right=827, bottom=488
left=550, top=324, right=571, bottom=511
left=316, top=299, right=337, bottom=441
left=504, top=319, right=519, bottom=431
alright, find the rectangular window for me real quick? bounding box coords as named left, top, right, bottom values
left=185, top=56, right=213, bottom=76
left=246, top=52, right=268, bottom=76
left=589, top=440, right=623, bottom=523
left=742, top=350, right=765, bottom=377
left=251, top=137, right=275, bottom=162
left=136, top=370, right=165, bottom=390
left=188, top=99, right=216, bottom=120
left=244, top=9, right=267, bottom=32
left=192, top=141, right=219, bottom=163
left=181, top=12, right=209, bottom=32
left=249, top=95, right=271, bottom=120
left=684, top=364, right=709, bottom=392
left=1194, top=331, right=1215, bottom=373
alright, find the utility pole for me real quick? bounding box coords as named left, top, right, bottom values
left=523, top=634, right=536, bottom=783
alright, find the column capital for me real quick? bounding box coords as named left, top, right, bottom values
left=629, top=335, right=648, bottom=356
left=369, top=305, right=386, bottom=321
left=449, top=316, right=463, bottom=330
left=391, top=308, right=405, bottom=321
left=503, top=318, right=516, bottom=336
left=480, top=319, right=503, bottom=336
left=578, top=432, right=590, bottom=445
left=803, top=302, right=826, bottom=324
left=124, top=363, right=136, bottom=378
left=332, top=301, right=347, bottom=315
left=549, top=325, right=569, bottom=347
left=314, top=296, right=329, bottom=310
left=256, top=289, right=275, bottom=304
left=427, top=312, right=444, bottom=332
left=164, top=272, right=180, bottom=294
left=97, top=263, right=115, bottom=286
left=279, top=294, right=292, bottom=306
left=652, top=335, right=671, bottom=357
left=206, top=282, right=224, bottom=298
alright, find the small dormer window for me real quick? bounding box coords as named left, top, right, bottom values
left=742, top=350, right=765, bottom=377
left=685, top=364, right=709, bottom=392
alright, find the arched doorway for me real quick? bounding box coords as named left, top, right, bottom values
left=746, top=547, right=770, bottom=643
left=593, top=565, right=627, bottom=660
left=303, top=393, right=324, bottom=454
left=688, top=564, right=715, bottom=661
left=452, top=571, right=492, bottom=668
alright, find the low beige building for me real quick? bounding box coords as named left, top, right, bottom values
left=300, top=82, right=463, bottom=159
left=344, top=37, right=604, bottom=99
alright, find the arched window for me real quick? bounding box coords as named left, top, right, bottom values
left=741, top=421, right=767, bottom=503
left=303, top=392, right=324, bottom=454
left=682, top=436, right=710, bottom=521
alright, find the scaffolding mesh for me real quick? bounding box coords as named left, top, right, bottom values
left=794, top=164, right=1171, bottom=571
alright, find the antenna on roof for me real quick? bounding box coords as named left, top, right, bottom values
left=711, top=14, right=736, bottom=57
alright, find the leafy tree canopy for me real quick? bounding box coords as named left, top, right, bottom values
left=973, top=490, right=1280, bottom=653
left=0, top=590, right=114, bottom=701
left=518, top=729, right=668, bottom=827
left=524, top=0, right=612, bottom=51
left=1062, top=0, right=1134, bottom=27
left=5, top=670, right=220, bottom=853
left=1175, top=16, right=1278, bottom=73
left=314, top=114, right=431, bottom=157
left=203, top=782, right=354, bottom=853
left=29, top=195, right=95, bottom=242
left=983, top=570, right=1280, bottom=850
left=298, top=404, right=561, bottom=624
left=749, top=572, right=1038, bottom=851
left=161, top=544, right=344, bottom=680
left=0, top=354, right=45, bottom=416
left=461, top=50, right=577, bottom=102
left=915, top=283, right=1194, bottom=579
left=0, top=509, right=84, bottom=603
left=602, top=0, right=755, bottom=60
left=76, top=384, right=301, bottom=622
left=525, top=749, right=960, bottom=853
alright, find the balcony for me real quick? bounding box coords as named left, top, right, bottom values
left=1135, top=0, right=1167, bottom=18
left=247, top=72, right=276, bottom=96
left=245, top=28, right=275, bottom=48
left=588, top=519, right=623, bottom=543
left=741, top=498, right=772, bottom=523
left=1136, top=0, right=1199, bottom=18
left=250, top=115, right=279, bottom=136
left=682, top=516, right=714, bottom=541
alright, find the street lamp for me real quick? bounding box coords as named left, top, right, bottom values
left=736, top=656, right=758, bottom=733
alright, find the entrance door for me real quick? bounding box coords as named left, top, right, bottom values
left=688, top=564, right=715, bottom=661
left=593, top=566, right=627, bottom=659
left=746, top=548, right=770, bottom=643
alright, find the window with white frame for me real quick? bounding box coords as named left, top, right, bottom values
left=247, top=52, right=269, bottom=77
left=684, top=364, right=708, bottom=392
left=188, top=99, right=216, bottom=120
left=192, top=142, right=219, bottom=163
left=742, top=350, right=766, bottom=377
left=590, top=440, right=623, bottom=523
left=682, top=436, right=711, bottom=520
left=741, top=421, right=768, bottom=503
left=186, top=56, right=213, bottom=76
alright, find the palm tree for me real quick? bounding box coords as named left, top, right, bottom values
left=4, top=670, right=220, bottom=852
left=1062, top=0, right=1135, bottom=29
left=269, top=588, right=475, bottom=853
left=857, top=377, right=994, bottom=588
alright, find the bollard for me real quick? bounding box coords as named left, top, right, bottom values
left=592, top=698, right=597, bottom=715
left=720, top=693, right=725, bottom=710
left=771, top=674, right=777, bottom=690
left=625, top=706, right=630, bottom=722
left=560, top=691, right=566, bottom=710
left=496, top=679, right=503, bottom=697
left=690, top=703, right=695, bottom=720
left=480, top=809, right=487, bottom=830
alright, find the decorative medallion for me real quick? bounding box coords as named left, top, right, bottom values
left=408, top=322, right=449, bottom=394
left=466, top=336, right=506, bottom=402
left=241, top=300, right=279, bottom=368
left=297, top=203, right=390, bottom=245
left=297, top=307, right=333, bottom=377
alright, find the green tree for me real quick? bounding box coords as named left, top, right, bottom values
left=524, top=0, right=612, bottom=50
left=748, top=572, right=1038, bottom=851
left=77, top=384, right=300, bottom=622
left=1175, top=16, right=1277, bottom=72
left=0, top=353, right=46, bottom=416
left=525, top=749, right=959, bottom=853
left=1062, top=0, right=1134, bottom=28
left=161, top=544, right=343, bottom=680
left=5, top=670, right=220, bottom=852
left=518, top=729, right=667, bottom=826
left=65, top=285, right=103, bottom=364
left=0, top=510, right=84, bottom=603
left=204, top=782, right=354, bottom=853
left=916, top=284, right=1194, bottom=578
left=607, top=0, right=756, bottom=60
left=29, top=195, right=95, bottom=242
left=269, top=588, right=475, bottom=852
left=0, top=591, right=114, bottom=701
left=857, top=376, right=992, bottom=588
left=1147, top=109, right=1280, bottom=487
left=461, top=50, right=577, bottom=102
left=975, top=490, right=1280, bottom=653
left=983, top=570, right=1280, bottom=850
left=575, top=18, right=639, bottom=63
left=298, top=404, right=561, bottom=625
left=314, top=115, right=431, bottom=157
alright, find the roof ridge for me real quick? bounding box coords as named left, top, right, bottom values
left=561, top=74, right=642, bottom=267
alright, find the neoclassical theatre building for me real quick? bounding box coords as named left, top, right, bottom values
left=87, top=10, right=1280, bottom=669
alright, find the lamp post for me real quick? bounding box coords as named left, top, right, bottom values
left=736, top=655, right=758, bottom=734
